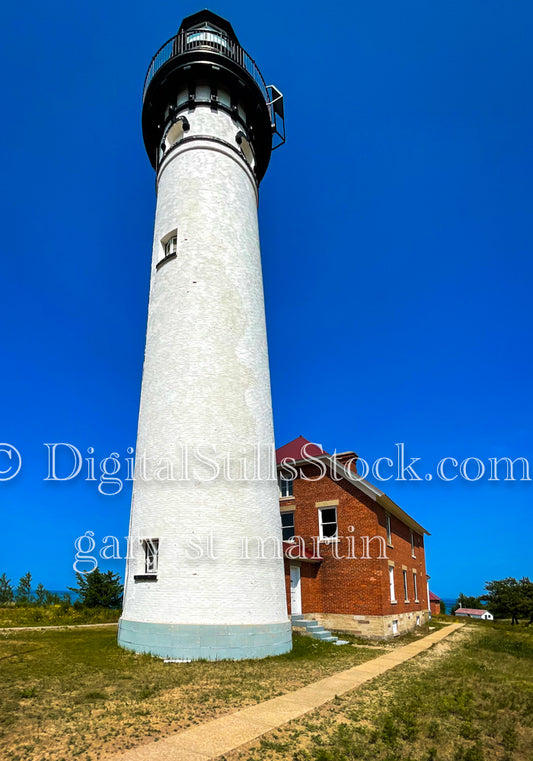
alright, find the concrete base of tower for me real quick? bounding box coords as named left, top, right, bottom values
left=117, top=618, right=293, bottom=660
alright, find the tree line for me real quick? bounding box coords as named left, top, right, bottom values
left=452, top=577, right=533, bottom=624
left=0, top=570, right=123, bottom=609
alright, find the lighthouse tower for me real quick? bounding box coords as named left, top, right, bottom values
left=118, top=11, right=291, bottom=660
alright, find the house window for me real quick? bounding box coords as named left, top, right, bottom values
left=389, top=565, right=396, bottom=602
left=319, top=507, right=337, bottom=541
left=411, top=530, right=416, bottom=557
left=278, top=472, right=293, bottom=498
left=143, top=538, right=159, bottom=574
left=403, top=569, right=409, bottom=601
left=281, top=512, right=295, bottom=541
left=392, top=619, right=399, bottom=635
left=413, top=572, right=419, bottom=602
left=416, top=615, right=420, bottom=627
left=385, top=513, right=392, bottom=545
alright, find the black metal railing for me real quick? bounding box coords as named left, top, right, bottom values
left=142, top=28, right=271, bottom=115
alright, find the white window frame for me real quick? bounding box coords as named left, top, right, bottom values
left=164, top=235, right=177, bottom=257
left=392, top=619, right=399, bottom=635
left=389, top=565, right=396, bottom=603
left=318, top=506, right=338, bottom=541
left=158, top=229, right=178, bottom=269
left=281, top=511, right=295, bottom=542
left=413, top=571, right=419, bottom=602
left=410, top=530, right=416, bottom=557
left=385, top=513, right=392, bottom=545
left=403, top=569, right=409, bottom=602
left=278, top=472, right=293, bottom=498
left=143, top=538, right=159, bottom=575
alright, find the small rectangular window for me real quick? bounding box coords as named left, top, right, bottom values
left=403, top=569, right=409, bottom=601
left=392, top=619, right=399, bottom=635
left=413, top=572, right=418, bottom=601
left=278, top=472, right=293, bottom=498
left=389, top=565, right=396, bottom=602
left=411, top=530, right=416, bottom=557
left=319, top=507, right=337, bottom=540
left=143, top=538, right=159, bottom=574
left=158, top=229, right=178, bottom=270
left=281, top=512, right=295, bottom=541
left=385, top=513, right=392, bottom=545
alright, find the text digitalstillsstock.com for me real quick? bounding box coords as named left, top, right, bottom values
left=0, top=442, right=530, bottom=496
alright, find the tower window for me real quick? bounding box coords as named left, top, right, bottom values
left=164, top=236, right=177, bottom=257
left=157, top=230, right=178, bottom=270
left=186, top=26, right=229, bottom=51
left=143, top=538, right=159, bottom=574
left=235, top=131, right=255, bottom=169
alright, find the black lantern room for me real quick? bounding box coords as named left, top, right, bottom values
left=141, top=10, right=285, bottom=182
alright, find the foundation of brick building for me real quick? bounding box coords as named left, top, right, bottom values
left=304, top=610, right=430, bottom=639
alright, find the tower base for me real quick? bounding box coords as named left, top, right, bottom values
left=117, top=618, right=292, bottom=661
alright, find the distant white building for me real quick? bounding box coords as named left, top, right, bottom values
left=454, top=608, right=493, bottom=620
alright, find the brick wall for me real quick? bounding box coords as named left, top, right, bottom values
left=281, top=462, right=429, bottom=628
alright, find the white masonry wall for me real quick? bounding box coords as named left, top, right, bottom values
left=122, top=103, right=288, bottom=627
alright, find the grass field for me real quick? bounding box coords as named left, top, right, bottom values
left=2, top=621, right=530, bottom=761
left=230, top=623, right=533, bottom=761
left=0, top=626, right=385, bottom=760
left=0, top=605, right=121, bottom=628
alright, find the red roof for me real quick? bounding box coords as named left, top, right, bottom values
left=429, top=591, right=441, bottom=602
left=454, top=608, right=488, bottom=616
left=276, top=436, right=327, bottom=465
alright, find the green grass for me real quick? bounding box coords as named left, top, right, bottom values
left=0, top=628, right=382, bottom=760
left=0, top=604, right=120, bottom=628
left=231, top=622, right=533, bottom=761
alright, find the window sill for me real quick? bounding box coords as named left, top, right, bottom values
left=319, top=538, right=339, bottom=543
left=405, top=599, right=410, bottom=604
left=387, top=543, right=394, bottom=549
left=279, top=495, right=295, bottom=501
left=134, top=574, right=158, bottom=582
left=156, top=252, right=177, bottom=270
left=391, top=600, right=397, bottom=605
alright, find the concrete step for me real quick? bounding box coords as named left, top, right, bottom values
left=313, top=630, right=335, bottom=640
left=291, top=615, right=340, bottom=645
left=334, top=639, right=350, bottom=646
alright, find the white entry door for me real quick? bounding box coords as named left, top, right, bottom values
left=290, top=564, right=302, bottom=615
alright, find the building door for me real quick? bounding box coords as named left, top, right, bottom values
left=290, top=564, right=302, bottom=615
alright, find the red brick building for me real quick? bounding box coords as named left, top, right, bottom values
left=278, top=437, right=430, bottom=638
left=429, top=591, right=442, bottom=616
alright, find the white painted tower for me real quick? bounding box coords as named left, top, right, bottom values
left=118, top=11, right=291, bottom=660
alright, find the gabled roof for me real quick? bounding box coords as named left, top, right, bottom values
left=276, top=436, right=327, bottom=464
left=454, top=608, right=489, bottom=616
left=276, top=436, right=429, bottom=536
left=429, top=591, right=441, bottom=602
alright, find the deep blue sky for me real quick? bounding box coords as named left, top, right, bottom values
left=1, top=0, right=531, bottom=598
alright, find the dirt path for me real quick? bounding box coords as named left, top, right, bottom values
left=0, top=622, right=118, bottom=632
left=108, top=623, right=465, bottom=761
